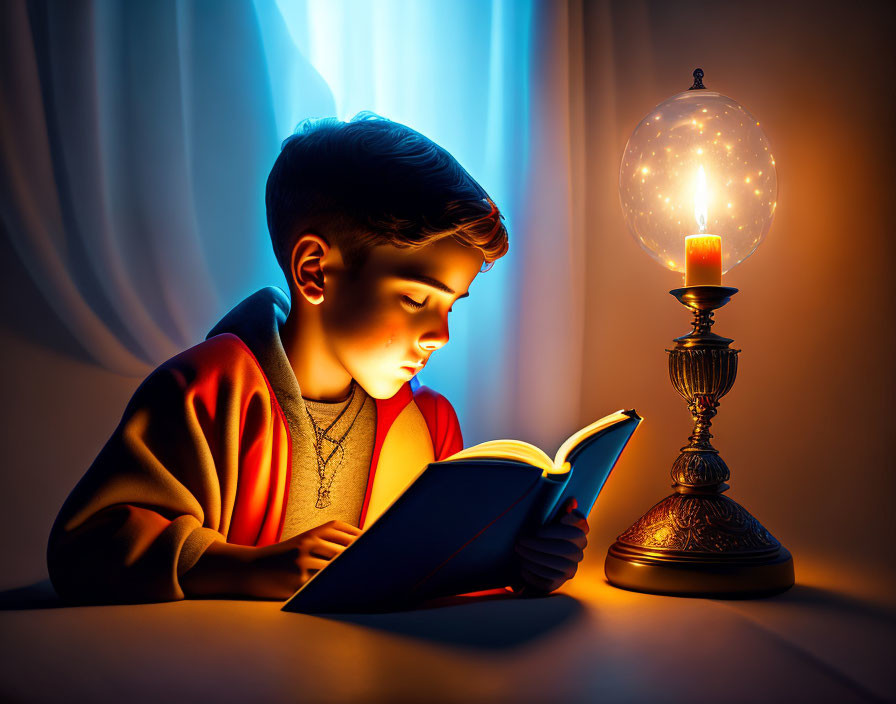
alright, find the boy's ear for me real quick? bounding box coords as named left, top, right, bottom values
left=289, top=233, right=331, bottom=305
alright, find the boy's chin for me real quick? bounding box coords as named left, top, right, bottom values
left=353, top=376, right=406, bottom=400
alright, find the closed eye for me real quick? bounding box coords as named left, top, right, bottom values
left=401, top=295, right=426, bottom=311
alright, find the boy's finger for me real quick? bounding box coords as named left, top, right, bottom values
left=518, top=534, right=587, bottom=556
left=297, top=555, right=330, bottom=572
left=519, top=567, right=556, bottom=594
left=515, top=543, right=581, bottom=573
left=318, top=527, right=360, bottom=546
left=327, top=520, right=363, bottom=535
left=558, top=510, right=589, bottom=534
left=309, top=538, right=346, bottom=560
left=520, top=559, right=567, bottom=584
left=532, top=523, right=588, bottom=547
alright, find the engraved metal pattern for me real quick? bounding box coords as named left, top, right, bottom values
left=667, top=347, right=739, bottom=456
left=668, top=348, right=738, bottom=401
left=616, top=493, right=779, bottom=554
left=670, top=450, right=730, bottom=487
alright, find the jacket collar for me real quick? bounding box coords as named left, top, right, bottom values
left=206, top=286, right=414, bottom=438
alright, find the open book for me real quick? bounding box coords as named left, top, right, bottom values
left=282, top=409, right=642, bottom=614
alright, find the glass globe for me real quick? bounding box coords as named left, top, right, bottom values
left=619, top=85, right=777, bottom=275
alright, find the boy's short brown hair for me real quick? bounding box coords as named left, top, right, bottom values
left=265, top=112, right=508, bottom=276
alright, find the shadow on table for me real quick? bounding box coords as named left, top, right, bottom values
left=715, top=583, right=896, bottom=703
left=0, top=579, right=68, bottom=610
left=1, top=579, right=585, bottom=651
left=322, top=590, right=585, bottom=651
left=765, top=583, right=896, bottom=625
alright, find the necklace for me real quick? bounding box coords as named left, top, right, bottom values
left=304, top=383, right=368, bottom=509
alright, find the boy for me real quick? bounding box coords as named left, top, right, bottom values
left=47, top=114, right=588, bottom=605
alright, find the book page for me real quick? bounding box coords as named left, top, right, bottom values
left=553, top=410, right=632, bottom=467
left=445, top=440, right=554, bottom=473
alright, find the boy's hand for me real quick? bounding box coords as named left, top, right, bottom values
left=244, top=520, right=363, bottom=600
left=512, top=498, right=588, bottom=595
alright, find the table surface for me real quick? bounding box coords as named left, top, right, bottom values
left=1, top=556, right=893, bottom=704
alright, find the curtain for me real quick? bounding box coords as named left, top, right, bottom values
left=1, top=0, right=587, bottom=450
left=1, top=0, right=294, bottom=375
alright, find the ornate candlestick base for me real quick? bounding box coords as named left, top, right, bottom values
left=604, top=286, right=794, bottom=597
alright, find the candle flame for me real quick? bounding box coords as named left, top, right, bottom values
left=694, top=165, right=708, bottom=233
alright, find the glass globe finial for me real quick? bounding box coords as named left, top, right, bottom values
left=619, top=70, right=777, bottom=275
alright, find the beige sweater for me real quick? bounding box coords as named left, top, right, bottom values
left=282, top=384, right=376, bottom=539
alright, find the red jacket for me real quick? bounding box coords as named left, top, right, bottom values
left=47, top=331, right=463, bottom=604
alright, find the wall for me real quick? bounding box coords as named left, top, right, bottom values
left=579, top=0, right=895, bottom=583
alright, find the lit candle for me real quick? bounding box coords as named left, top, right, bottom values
left=685, top=235, right=722, bottom=286
left=685, top=165, right=722, bottom=286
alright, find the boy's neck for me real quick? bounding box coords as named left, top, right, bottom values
left=279, top=306, right=354, bottom=402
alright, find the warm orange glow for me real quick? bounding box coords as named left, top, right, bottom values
left=694, top=165, right=708, bottom=233
left=685, top=235, right=722, bottom=286
left=686, top=166, right=721, bottom=284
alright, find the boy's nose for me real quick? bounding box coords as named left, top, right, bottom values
left=418, top=319, right=449, bottom=351
left=419, top=337, right=445, bottom=351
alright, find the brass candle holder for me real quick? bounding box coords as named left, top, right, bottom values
left=605, top=285, right=794, bottom=597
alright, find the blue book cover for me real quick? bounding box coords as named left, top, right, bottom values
left=282, top=409, right=642, bottom=614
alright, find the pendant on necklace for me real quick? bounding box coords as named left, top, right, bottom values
left=316, top=486, right=331, bottom=509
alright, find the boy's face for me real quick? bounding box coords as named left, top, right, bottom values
left=321, top=236, right=484, bottom=399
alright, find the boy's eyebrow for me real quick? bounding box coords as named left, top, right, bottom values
left=397, top=275, right=469, bottom=298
